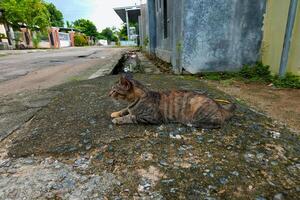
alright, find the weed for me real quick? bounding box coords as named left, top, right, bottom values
left=200, top=62, right=299, bottom=89
left=273, top=73, right=300, bottom=89
left=239, top=62, right=272, bottom=82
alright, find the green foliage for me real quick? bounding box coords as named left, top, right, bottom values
left=202, top=72, right=237, bottom=81
left=73, top=19, right=98, bottom=38
left=66, top=21, right=73, bottom=28
left=118, top=23, right=128, bottom=40
left=45, top=2, right=64, bottom=27
left=143, top=37, right=149, bottom=47
left=100, top=27, right=118, bottom=42
left=239, top=62, right=272, bottom=82
left=32, top=32, right=41, bottom=48
left=0, top=33, right=7, bottom=40
left=273, top=73, right=300, bottom=89
left=74, top=33, right=88, bottom=46
left=0, top=0, right=50, bottom=31
left=201, top=62, right=300, bottom=89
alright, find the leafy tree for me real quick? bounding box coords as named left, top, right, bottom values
left=0, top=0, right=50, bottom=30
left=66, top=20, right=73, bottom=28
left=45, top=2, right=64, bottom=27
left=118, top=23, right=128, bottom=40
left=73, top=19, right=98, bottom=38
left=100, top=27, right=118, bottom=42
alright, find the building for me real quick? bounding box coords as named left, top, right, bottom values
left=140, top=0, right=300, bottom=75
left=114, top=5, right=141, bottom=46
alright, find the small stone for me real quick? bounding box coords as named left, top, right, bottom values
left=170, top=188, right=177, bottom=193
left=169, top=133, right=182, bottom=139
left=85, top=144, right=92, bottom=150
left=208, top=139, right=215, bottom=143
left=270, top=131, right=281, bottom=139
left=244, top=153, right=255, bottom=162
left=106, top=159, right=114, bottom=165
left=108, top=124, right=113, bottom=130
left=271, top=161, right=278, bottom=166
left=157, top=125, right=165, bottom=131
left=159, top=160, right=168, bottom=167
left=83, top=139, right=90, bottom=144
left=273, top=193, right=284, bottom=200
left=197, top=136, right=204, bottom=143
left=0, top=159, right=11, bottom=167
left=231, top=171, right=239, bottom=176
left=256, top=153, right=265, bottom=160
left=108, top=145, right=113, bottom=152
left=219, top=177, right=229, bottom=185
left=161, top=179, right=175, bottom=184
left=141, top=152, right=153, bottom=161
left=255, top=197, right=267, bottom=200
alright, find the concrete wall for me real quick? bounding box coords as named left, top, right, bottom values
left=262, top=0, right=290, bottom=74
left=155, top=0, right=172, bottom=62
left=148, top=0, right=183, bottom=71
left=139, top=4, right=150, bottom=52
left=182, top=0, right=266, bottom=73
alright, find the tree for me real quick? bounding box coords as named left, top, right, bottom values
left=73, top=19, right=98, bottom=38
left=66, top=21, right=73, bottom=28
left=0, top=0, right=50, bottom=31
left=118, top=23, right=128, bottom=40
left=100, top=27, right=118, bottom=42
left=45, top=2, right=64, bottom=27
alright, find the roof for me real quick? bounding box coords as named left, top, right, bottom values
left=58, top=27, right=81, bottom=33
left=114, top=5, right=141, bottom=23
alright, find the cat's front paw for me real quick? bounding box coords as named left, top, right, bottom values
left=112, top=118, right=119, bottom=124
left=111, top=112, right=120, bottom=118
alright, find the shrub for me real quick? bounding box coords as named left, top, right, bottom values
left=239, top=62, right=272, bottom=82
left=273, top=73, right=300, bottom=89
left=74, top=34, right=88, bottom=46
left=32, top=33, right=42, bottom=48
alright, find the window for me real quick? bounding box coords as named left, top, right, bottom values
left=163, top=0, right=168, bottom=38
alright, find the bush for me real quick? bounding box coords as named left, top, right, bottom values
left=74, top=34, right=88, bottom=46
left=273, top=73, right=300, bottom=89
left=200, top=62, right=300, bottom=89
left=32, top=33, right=42, bottom=48
left=239, top=62, right=272, bottom=82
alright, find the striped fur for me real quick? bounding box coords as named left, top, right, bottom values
left=109, top=75, right=235, bottom=128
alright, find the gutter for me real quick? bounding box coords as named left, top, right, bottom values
left=279, top=0, right=298, bottom=77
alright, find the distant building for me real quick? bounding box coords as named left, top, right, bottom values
left=140, top=0, right=300, bottom=75
left=114, top=5, right=141, bottom=46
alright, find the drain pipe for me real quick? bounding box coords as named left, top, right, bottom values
left=279, top=0, right=298, bottom=77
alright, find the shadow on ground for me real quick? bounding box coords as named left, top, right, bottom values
left=7, top=74, right=300, bottom=199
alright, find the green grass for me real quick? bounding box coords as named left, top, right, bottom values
left=200, top=62, right=300, bottom=89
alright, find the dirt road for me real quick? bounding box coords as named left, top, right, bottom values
left=0, top=47, right=125, bottom=96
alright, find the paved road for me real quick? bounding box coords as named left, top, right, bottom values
left=0, top=47, right=125, bottom=96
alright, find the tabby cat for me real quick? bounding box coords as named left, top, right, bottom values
left=109, top=74, right=235, bottom=128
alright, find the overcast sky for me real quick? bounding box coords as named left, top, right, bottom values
left=46, top=0, right=142, bottom=31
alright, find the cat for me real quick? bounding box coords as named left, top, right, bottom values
left=109, top=74, right=236, bottom=128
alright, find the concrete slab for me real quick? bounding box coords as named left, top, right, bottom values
left=5, top=74, right=299, bottom=199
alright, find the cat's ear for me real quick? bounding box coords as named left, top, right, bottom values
left=119, top=74, right=132, bottom=90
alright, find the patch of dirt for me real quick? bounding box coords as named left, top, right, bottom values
left=206, top=80, right=300, bottom=132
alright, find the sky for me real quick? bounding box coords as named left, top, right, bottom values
left=45, top=0, right=142, bottom=31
